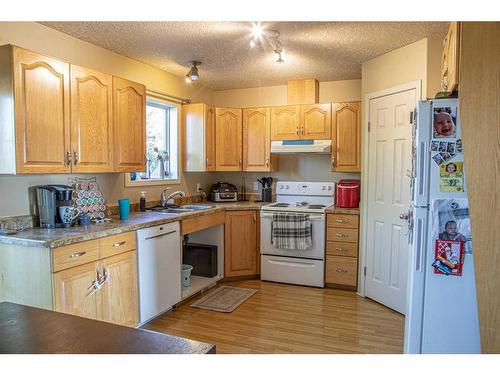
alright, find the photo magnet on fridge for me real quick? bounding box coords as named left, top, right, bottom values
left=439, top=141, right=448, bottom=152
left=439, top=162, right=464, bottom=192
left=433, top=106, right=457, bottom=138
left=433, top=240, right=465, bottom=276
left=432, top=153, right=445, bottom=165
left=431, top=141, right=440, bottom=152
left=432, top=199, right=472, bottom=255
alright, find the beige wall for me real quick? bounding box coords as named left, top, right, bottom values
left=0, top=22, right=214, bottom=217
left=213, top=79, right=361, bottom=107
left=362, top=37, right=444, bottom=100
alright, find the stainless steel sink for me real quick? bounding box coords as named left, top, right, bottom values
left=180, top=204, right=215, bottom=210
left=147, top=204, right=214, bottom=214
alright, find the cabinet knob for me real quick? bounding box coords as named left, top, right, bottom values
left=296, top=126, right=299, bottom=136
left=69, top=251, right=86, bottom=258
left=336, top=268, right=347, bottom=273
left=335, top=233, right=347, bottom=238
left=73, top=151, right=79, bottom=165
left=336, top=219, right=349, bottom=223
left=266, top=158, right=270, bottom=167
left=335, top=247, right=346, bottom=252
left=301, top=126, right=304, bottom=135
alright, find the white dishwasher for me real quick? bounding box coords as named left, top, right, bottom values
left=137, top=221, right=181, bottom=325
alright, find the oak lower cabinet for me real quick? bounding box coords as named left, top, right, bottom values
left=182, top=103, right=216, bottom=171
left=325, top=213, right=360, bottom=290
left=331, top=102, right=361, bottom=172
left=52, top=233, right=138, bottom=327
left=215, top=108, right=243, bottom=171
left=224, top=210, right=259, bottom=277
left=113, top=76, right=147, bottom=172
left=242, top=107, right=278, bottom=172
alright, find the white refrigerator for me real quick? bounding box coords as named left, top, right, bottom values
left=404, top=98, right=481, bottom=353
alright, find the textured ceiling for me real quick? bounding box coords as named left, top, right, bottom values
left=41, top=21, right=449, bottom=90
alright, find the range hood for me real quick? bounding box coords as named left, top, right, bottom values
left=271, top=140, right=332, bottom=154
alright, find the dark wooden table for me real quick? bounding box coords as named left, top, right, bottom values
left=0, top=302, right=215, bottom=354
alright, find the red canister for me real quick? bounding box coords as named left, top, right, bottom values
left=336, top=179, right=360, bottom=208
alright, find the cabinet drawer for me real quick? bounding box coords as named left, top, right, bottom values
left=100, top=231, right=136, bottom=259
left=52, top=239, right=100, bottom=272
left=181, top=211, right=225, bottom=235
left=326, top=241, right=358, bottom=257
left=327, top=227, right=358, bottom=243
left=327, top=214, right=359, bottom=229
left=326, top=256, right=358, bottom=286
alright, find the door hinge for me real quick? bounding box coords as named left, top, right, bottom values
left=364, top=266, right=367, bottom=276
left=410, top=111, right=414, bottom=124
left=368, top=121, right=370, bottom=132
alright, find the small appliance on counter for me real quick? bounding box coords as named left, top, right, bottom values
left=336, top=179, right=360, bottom=208
left=209, top=182, right=238, bottom=202
left=34, top=185, right=76, bottom=228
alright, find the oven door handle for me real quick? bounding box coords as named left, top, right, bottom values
left=268, top=258, right=316, bottom=268
left=260, top=212, right=325, bottom=221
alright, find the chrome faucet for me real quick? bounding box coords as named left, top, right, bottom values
left=161, top=189, right=186, bottom=206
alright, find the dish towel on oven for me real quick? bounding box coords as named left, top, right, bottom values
left=271, top=212, right=312, bottom=250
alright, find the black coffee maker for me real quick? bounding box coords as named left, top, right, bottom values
left=34, top=185, right=74, bottom=228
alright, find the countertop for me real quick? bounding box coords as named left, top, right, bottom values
left=0, top=201, right=358, bottom=249
left=0, top=302, right=215, bottom=354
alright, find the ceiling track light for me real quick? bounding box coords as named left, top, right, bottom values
left=185, top=61, right=201, bottom=82
left=249, top=24, right=285, bottom=64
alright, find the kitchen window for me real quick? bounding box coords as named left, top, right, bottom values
left=125, top=96, right=180, bottom=186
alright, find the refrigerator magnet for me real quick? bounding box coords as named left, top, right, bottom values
left=433, top=106, right=458, bottom=138
left=432, top=153, right=445, bottom=165
left=439, top=162, right=464, bottom=192
left=455, top=139, right=463, bottom=153
left=430, top=141, right=440, bottom=152
left=439, top=141, right=448, bottom=152
left=433, top=240, right=465, bottom=276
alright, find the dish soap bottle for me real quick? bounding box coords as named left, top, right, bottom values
left=140, top=191, right=147, bottom=212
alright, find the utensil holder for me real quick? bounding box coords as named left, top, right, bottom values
left=262, top=188, right=273, bottom=203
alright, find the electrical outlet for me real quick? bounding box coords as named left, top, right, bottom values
left=253, top=181, right=259, bottom=192
left=196, top=183, right=203, bottom=192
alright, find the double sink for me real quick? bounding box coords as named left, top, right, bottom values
left=147, top=204, right=215, bottom=214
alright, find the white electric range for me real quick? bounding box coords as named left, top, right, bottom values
left=260, top=181, right=335, bottom=287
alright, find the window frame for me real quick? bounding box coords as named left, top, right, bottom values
left=124, top=94, right=181, bottom=187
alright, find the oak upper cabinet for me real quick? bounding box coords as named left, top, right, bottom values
left=71, top=65, right=114, bottom=172
left=441, top=22, right=461, bottom=93
left=270, top=105, right=300, bottom=140
left=113, top=76, right=146, bottom=172
left=300, top=103, right=331, bottom=140
left=53, top=261, right=100, bottom=320
left=215, top=107, right=242, bottom=171
left=12, top=46, right=71, bottom=173
left=182, top=103, right=216, bottom=171
left=99, top=251, right=138, bottom=327
left=225, top=210, right=259, bottom=277
left=331, top=102, right=361, bottom=172
left=243, top=107, right=278, bottom=172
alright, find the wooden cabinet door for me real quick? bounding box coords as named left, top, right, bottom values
left=270, top=105, right=299, bottom=140
left=441, top=22, right=461, bottom=93
left=300, top=103, right=331, bottom=140
left=71, top=65, right=113, bottom=173
left=205, top=105, right=216, bottom=171
left=113, top=76, right=146, bottom=172
left=331, top=102, right=361, bottom=172
left=53, top=261, right=99, bottom=320
left=243, top=107, right=273, bottom=172
left=13, top=47, right=71, bottom=173
left=225, top=211, right=258, bottom=277
left=215, top=108, right=242, bottom=171
left=99, top=250, right=138, bottom=327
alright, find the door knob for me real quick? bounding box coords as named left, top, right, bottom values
left=399, top=212, right=409, bottom=220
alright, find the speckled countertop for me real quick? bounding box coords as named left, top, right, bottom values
left=0, top=201, right=358, bottom=249
left=0, top=201, right=265, bottom=249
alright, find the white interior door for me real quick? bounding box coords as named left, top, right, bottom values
left=365, top=87, right=416, bottom=314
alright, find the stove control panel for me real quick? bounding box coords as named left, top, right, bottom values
left=276, top=181, right=335, bottom=196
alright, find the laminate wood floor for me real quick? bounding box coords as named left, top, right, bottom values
left=143, top=279, right=404, bottom=354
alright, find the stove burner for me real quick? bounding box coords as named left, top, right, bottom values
left=270, top=203, right=290, bottom=207
left=308, top=204, right=326, bottom=209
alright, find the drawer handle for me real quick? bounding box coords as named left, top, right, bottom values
left=336, top=268, right=348, bottom=273
left=336, top=219, right=350, bottom=223
left=112, top=241, right=126, bottom=247
left=335, top=247, right=346, bottom=252
left=335, top=233, right=348, bottom=238
left=69, top=251, right=86, bottom=258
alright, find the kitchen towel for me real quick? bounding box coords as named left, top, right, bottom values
left=271, top=212, right=312, bottom=250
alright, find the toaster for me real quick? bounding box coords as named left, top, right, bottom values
left=210, top=182, right=238, bottom=202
